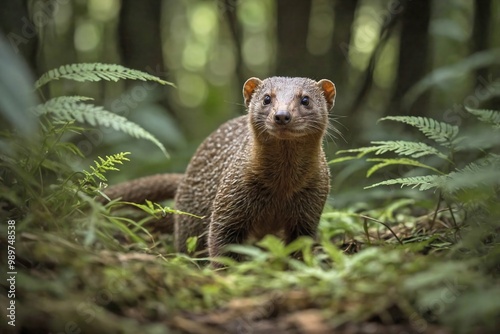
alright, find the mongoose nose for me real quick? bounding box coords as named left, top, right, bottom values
left=274, top=110, right=291, bottom=125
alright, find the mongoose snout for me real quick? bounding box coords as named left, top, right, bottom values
left=274, top=110, right=292, bottom=125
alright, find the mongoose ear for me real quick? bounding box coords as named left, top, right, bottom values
left=317, top=79, right=336, bottom=110
left=243, top=77, right=262, bottom=107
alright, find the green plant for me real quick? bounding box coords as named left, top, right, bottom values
left=33, top=63, right=172, bottom=157
left=327, top=109, right=500, bottom=332
left=331, top=111, right=500, bottom=204
left=330, top=111, right=500, bottom=259
left=329, top=109, right=500, bottom=259
left=1, top=62, right=174, bottom=247
left=34, top=63, right=175, bottom=90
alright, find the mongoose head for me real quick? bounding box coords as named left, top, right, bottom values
left=243, top=77, right=336, bottom=140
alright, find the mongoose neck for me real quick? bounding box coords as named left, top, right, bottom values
left=249, top=134, right=325, bottom=193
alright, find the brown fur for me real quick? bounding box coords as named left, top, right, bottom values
left=101, top=173, right=183, bottom=204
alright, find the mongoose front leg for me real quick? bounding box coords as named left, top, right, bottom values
left=208, top=218, right=249, bottom=267
left=283, top=221, right=319, bottom=261
left=284, top=191, right=326, bottom=258
left=286, top=220, right=319, bottom=244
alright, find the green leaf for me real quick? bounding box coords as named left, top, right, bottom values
left=378, top=198, right=415, bottom=222
left=186, top=236, right=198, bottom=254
left=33, top=97, right=168, bottom=157
left=365, top=175, right=440, bottom=191
left=366, top=158, right=443, bottom=177
left=369, top=141, right=449, bottom=160
left=380, top=116, right=459, bottom=147
left=320, top=234, right=346, bottom=267
left=225, top=244, right=267, bottom=260
left=454, top=127, right=500, bottom=151
left=366, top=154, right=500, bottom=193
left=284, top=237, right=314, bottom=265
left=120, top=201, right=202, bottom=219
left=257, top=235, right=286, bottom=256
left=34, top=63, right=175, bottom=90
left=81, top=152, right=131, bottom=186
left=464, top=107, right=500, bottom=126
left=328, top=156, right=359, bottom=165
left=440, top=155, right=500, bottom=193
left=336, top=146, right=380, bottom=158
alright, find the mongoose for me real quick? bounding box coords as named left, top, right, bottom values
left=103, top=76, right=336, bottom=263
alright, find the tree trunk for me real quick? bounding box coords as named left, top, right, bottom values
left=473, top=0, right=491, bottom=80
left=118, top=0, right=175, bottom=116
left=390, top=0, right=431, bottom=116
left=222, top=0, right=244, bottom=87
left=119, top=0, right=163, bottom=72
left=331, top=0, right=358, bottom=111
left=276, top=0, right=312, bottom=76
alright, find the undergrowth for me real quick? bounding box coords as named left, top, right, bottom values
left=0, top=61, right=499, bottom=333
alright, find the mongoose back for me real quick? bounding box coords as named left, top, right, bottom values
left=174, top=76, right=336, bottom=262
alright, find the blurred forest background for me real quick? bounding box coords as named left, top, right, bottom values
left=1, top=1, right=500, bottom=332
left=1, top=0, right=500, bottom=205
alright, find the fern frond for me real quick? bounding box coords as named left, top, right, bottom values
left=365, top=175, right=440, bottom=191
left=464, top=107, right=500, bottom=126
left=333, top=141, right=449, bottom=167
left=366, top=155, right=500, bottom=193
left=366, top=158, right=443, bottom=177
left=335, top=146, right=380, bottom=158
left=81, top=152, right=131, bottom=186
left=53, top=96, right=94, bottom=103
left=33, top=97, right=168, bottom=157
left=441, top=155, right=500, bottom=193
left=328, top=156, right=359, bottom=165
left=34, top=63, right=175, bottom=90
left=122, top=200, right=204, bottom=219
left=380, top=116, right=458, bottom=147
left=369, top=141, right=449, bottom=159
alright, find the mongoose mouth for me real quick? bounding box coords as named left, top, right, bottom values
left=266, top=124, right=308, bottom=139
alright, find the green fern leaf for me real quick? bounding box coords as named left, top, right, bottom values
left=380, top=116, right=458, bottom=147
left=54, top=96, right=94, bottom=103
left=366, top=155, right=500, bottom=193
left=332, top=141, right=449, bottom=167
left=33, top=97, right=168, bottom=157
left=441, top=155, right=500, bottom=193
left=81, top=152, right=131, bottom=185
left=335, top=146, right=380, bottom=158
left=366, top=158, right=443, bottom=177
left=464, top=107, right=500, bottom=126
left=365, top=175, right=440, bottom=191
left=370, top=141, right=449, bottom=159
left=92, top=169, right=107, bottom=182
left=34, top=63, right=175, bottom=90
left=328, top=156, right=359, bottom=164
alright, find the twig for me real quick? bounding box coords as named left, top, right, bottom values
left=358, top=214, right=403, bottom=245
left=430, top=191, right=443, bottom=229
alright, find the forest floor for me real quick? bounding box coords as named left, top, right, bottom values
left=3, top=200, right=498, bottom=334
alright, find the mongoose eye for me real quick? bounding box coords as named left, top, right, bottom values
left=300, top=96, right=310, bottom=106
left=263, top=94, right=272, bottom=105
